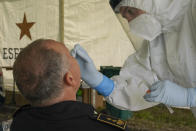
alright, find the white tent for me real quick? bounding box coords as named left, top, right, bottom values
left=0, top=0, right=136, bottom=90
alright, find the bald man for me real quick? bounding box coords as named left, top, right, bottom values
left=10, top=39, right=128, bottom=131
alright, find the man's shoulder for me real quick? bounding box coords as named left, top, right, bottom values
left=13, top=104, right=31, bottom=117
left=11, top=102, right=130, bottom=131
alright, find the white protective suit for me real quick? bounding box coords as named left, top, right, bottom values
left=105, top=0, right=196, bottom=112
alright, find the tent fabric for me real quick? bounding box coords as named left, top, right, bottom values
left=0, top=0, right=60, bottom=89
left=0, top=0, right=60, bottom=67
left=63, top=0, right=135, bottom=68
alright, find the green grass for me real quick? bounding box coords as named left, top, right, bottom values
left=128, top=104, right=196, bottom=131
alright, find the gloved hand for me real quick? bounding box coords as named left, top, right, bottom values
left=71, top=44, right=114, bottom=96
left=144, top=80, right=196, bottom=107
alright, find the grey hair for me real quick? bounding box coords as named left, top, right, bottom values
left=13, top=39, right=70, bottom=105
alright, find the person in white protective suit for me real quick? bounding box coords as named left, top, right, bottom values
left=71, top=0, right=196, bottom=113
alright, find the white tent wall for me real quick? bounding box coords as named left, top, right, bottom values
left=0, top=0, right=135, bottom=91
left=0, top=0, right=60, bottom=90
left=64, top=0, right=135, bottom=68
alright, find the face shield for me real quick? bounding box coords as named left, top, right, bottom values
left=115, top=0, right=162, bottom=41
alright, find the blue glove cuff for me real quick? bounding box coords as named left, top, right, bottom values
left=189, top=88, right=196, bottom=107
left=94, top=75, right=114, bottom=97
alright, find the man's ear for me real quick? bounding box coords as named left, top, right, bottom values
left=64, top=71, right=76, bottom=86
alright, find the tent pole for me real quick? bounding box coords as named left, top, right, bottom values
left=60, top=0, right=64, bottom=43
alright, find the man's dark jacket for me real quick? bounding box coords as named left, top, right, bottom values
left=10, top=101, right=129, bottom=131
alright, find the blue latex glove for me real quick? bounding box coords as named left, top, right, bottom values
left=144, top=80, right=196, bottom=107
left=71, top=44, right=114, bottom=96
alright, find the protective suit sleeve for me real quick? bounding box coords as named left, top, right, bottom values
left=115, top=0, right=191, bottom=32
left=105, top=42, right=158, bottom=111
